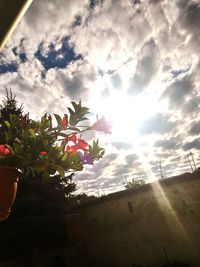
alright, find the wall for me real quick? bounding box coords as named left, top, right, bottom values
left=77, top=172, right=200, bottom=267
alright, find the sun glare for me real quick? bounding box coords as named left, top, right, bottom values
left=90, top=89, right=166, bottom=143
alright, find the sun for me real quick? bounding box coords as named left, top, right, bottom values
left=89, top=90, right=161, bottom=143
left=88, top=71, right=169, bottom=145
left=101, top=93, right=143, bottom=141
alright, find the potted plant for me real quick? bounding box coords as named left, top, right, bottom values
left=0, top=94, right=111, bottom=221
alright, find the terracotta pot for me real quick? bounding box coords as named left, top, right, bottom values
left=0, top=166, right=20, bottom=221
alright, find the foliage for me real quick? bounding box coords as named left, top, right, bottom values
left=0, top=91, right=111, bottom=181
left=0, top=90, right=110, bottom=257
left=125, top=177, right=145, bottom=189
left=0, top=89, right=24, bottom=144
left=11, top=173, right=76, bottom=218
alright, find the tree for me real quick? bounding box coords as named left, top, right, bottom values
left=0, top=89, right=25, bottom=144
left=125, top=177, right=145, bottom=189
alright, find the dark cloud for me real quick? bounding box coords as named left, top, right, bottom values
left=184, top=2, right=200, bottom=32
left=72, top=15, right=82, bottom=27
left=110, top=73, right=122, bottom=90
left=162, top=75, right=194, bottom=108
left=89, top=0, right=103, bottom=10
left=169, top=155, right=182, bottom=163
left=189, top=121, right=200, bottom=136
left=155, top=136, right=181, bottom=150
left=104, top=153, right=118, bottom=162
left=139, top=113, right=177, bottom=135
left=12, top=38, right=28, bottom=63
left=177, top=1, right=200, bottom=52
left=111, top=142, right=133, bottom=150
left=127, top=39, right=158, bottom=95
left=112, top=164, right=133, bottom=177
left=182, top=97, right=200, bottom=116
left=176, top=0, right=188, bottom=9
left=182, top=138, right=200, bottom=151
left=125, top=153, right=138, bottom=164
left=59, top=73, right=87, bottom=100
left=101, top=176, right=122, bottom=189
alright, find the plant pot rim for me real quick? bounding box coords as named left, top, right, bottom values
left=0, top=166, right=21, bottom=174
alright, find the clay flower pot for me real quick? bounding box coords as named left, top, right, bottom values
left=0, top=166, right=20, bottom=221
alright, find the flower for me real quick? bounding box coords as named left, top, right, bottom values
left=65, top=139, right=88, bottom=154
left=0, top=92, right=108, bottom=182
left=65, top=145, right=78, bottom=154
left=0, top=145, right=10, bottom=157
left=68, top=133, right=77, bottom=143
left=61, top=115, right=67, bottom=129
left=40, top=151, right=48, bottom=155
left=90, top=116, right=112, bottom=135
left=77, top=139, right=88, bottom=149
left=79, top=153, right=94, bottom=165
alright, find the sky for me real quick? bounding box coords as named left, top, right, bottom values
left=1, top=0, right=200, bottom=195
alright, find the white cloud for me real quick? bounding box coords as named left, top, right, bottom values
left=1, top=0, right=200, bottom=195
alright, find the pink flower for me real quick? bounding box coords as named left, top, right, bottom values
left=0, top=144, right=10, bottom=157
left=90, top=116, right=111, bottom=135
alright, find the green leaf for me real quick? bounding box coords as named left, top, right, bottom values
left=14, top=138, right=21, bottom=144
left=4, top=120, right=10, bottom=128
left=89, top=140, right=105, bottom=160
left=5, top=131, right=12, bottom=143
left=67, top=107, right=74, bottom=116
left=54, top=114, right=62, bottom=128
left=61, top=153, right=68, bottom=162
left=28, top=129, right=36, bottom=139
left=55, top=165, right=65, bottom=177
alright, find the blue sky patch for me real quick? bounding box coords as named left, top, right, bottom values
left=35, top=37, right=82, bottom=71
left=0, top=62, right=18, bottom=74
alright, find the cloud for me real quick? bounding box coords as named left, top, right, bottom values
left=182, top=137, right=200, bottom=151
left=182, top=96, right=200, bottom=117
left=125, top=153, right=139, bottom=164
left=1, top=0, right=200, bottom=195
left=162, top=75, right=194, bottom=108
left=139, top=113, right=177, bottom=135
left=155, top=136, right=181, bottom=150
left=112, top=164, right=134, bottom=177
left=127, top=39, right=159, bottom=95
left=111, top=142, right=133, bottom=150
left=189, top=121, right=200, bottom=136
